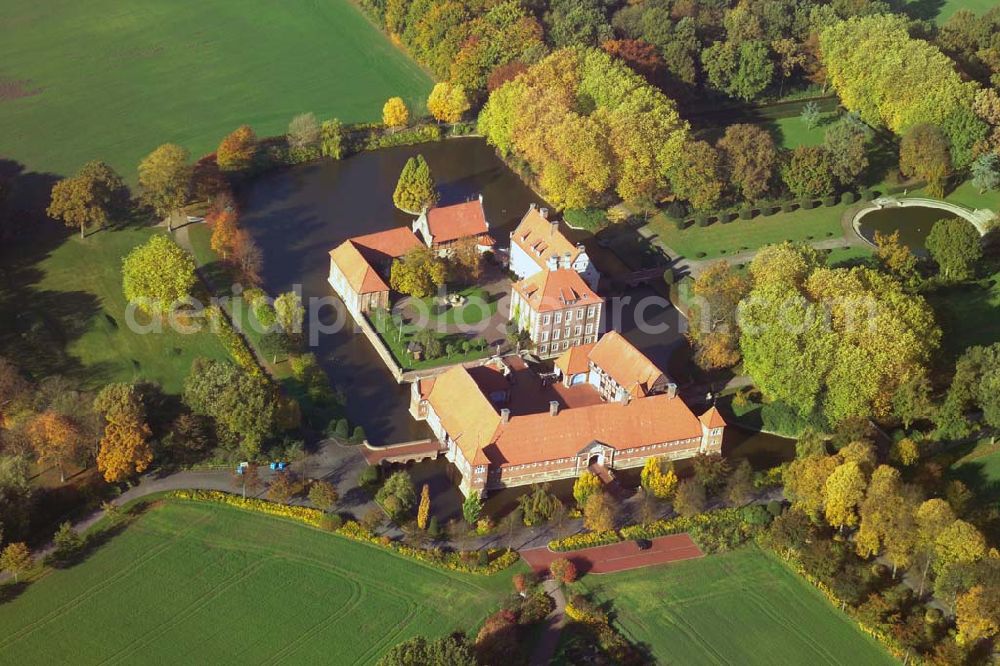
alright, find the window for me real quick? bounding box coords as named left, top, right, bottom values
left=577, top=308, right=584, bottom=319
left=564, top=327, right=571, bottom=339
left=563, top=340, right=570, bottom=350
left=539, top=344, right=548, bottom=354
left=584, top=335, right=593, bottom=344
left=565, top=310, right=572, bottom=322
left=554, top=312, right=562, bottom=324
left=587, top=306, right=596, bottom=317
left=574, top=325, right=582, bottom=336
left=553, top=329, right=560, bottom=340
left=542, top=314, right=550, bottom=325
left=541, top=331, right=549, bottom=342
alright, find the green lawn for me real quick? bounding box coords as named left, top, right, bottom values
left=574, top=548, right=895, bottom=665
left=0, top=0, right=433, bottom=180
left=932, top=0, right=994, bottom=24
left=419, top=286, right=498, bottom=326
left=647, top=204, right=846, bottom=261
left=0, top=226, right=229, bottom=393
left=0, top=499, right=519, bottom=664
left=765, top=112, right=835, bottom=149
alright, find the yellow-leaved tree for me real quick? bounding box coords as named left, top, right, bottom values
left=383, top=97, right=410, bottom=129
left=955, top=585, right=1000, bottom=646
left=824, top=460, right=868, bottom=531
left=417, top=483, right=430, bottom=530
left=427, top=82, right=471, bottom=123
left=573, top=471, right=602, bottom=509
left=639, top=457, right=678, bottom=499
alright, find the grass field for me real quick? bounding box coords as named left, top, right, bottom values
left=931, top=0, right=994, bottom=24
left=0, top=499, right=520, bottom=664
left=927, top=268, right=1000, bottom=357
left=647, top=204, right=846, bottom=260
left=573, top=548, right=895, bottom=665
left=0, top=226, right=230, bottom=392
left=0, top=0, right=433, bottom=180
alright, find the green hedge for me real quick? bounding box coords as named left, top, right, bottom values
left=171, top=490, right=519, bottom=575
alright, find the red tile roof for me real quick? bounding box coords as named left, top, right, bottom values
left=425, top=199, right=491, bottom=244
left=511, top=207, right=583, bottom=271
left=511, top=269, right=601, bottom=313
left=424, top=361, right=703, bottom=470
left=329, top=227, right=422, bottom=295
left=555, top=343, right=595, bottom=379
left=587, top=331, right=666, bottom=397
left=699, top=406, right=727, bottom=429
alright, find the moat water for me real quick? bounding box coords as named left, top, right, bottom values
left=238, top=138, right=547, bottom=443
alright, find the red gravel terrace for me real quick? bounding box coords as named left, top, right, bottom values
left=520, top=533, right=704, bottom=575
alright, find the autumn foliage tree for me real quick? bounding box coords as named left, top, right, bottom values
left=93, top=383, right=153, bottom=483
left=308, top=480, right=338, bottom=512
left=716, top=123, right=777, bottom=202
left=549, top=557, right=577, bottom=584
left=639, top=456, right=678, bottom=499
left=382, top=97, right=410, bottom=129
left=389, top=246, right=447, bottom=298
left=27, top=411, right=82, bottom=483
left=0, top=542, right=30, bottom=583
left=138, top=143, right=192, bottom=226
left=209, top=210, right=238, bottom=259
left=427, top=82, right=471, bottom=123
left=47, top=160, right=128, bottom=237
left=899, top=123, right=952, bottom=197
left=572, top=470, right=602, bottom=509
left=216, top=125, right=257, bottom=171
left=417, top=483, right=431, bottom=530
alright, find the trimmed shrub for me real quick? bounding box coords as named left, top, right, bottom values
left=718, top=211, right=733, bottom=224
left=662, top=269, right=675, bottom=286
left=695, top=251, right=707, bottom=258
left=800, top=197, right=816, bottom=210
left=739, top=208, right=753, bottom=220
left=841, top=191, right=857, bottom=205
left=823, top=195, right=837, bottom=207
left=760, top=206, right=776, bottom=217
left=861, top=188, right=875, bottom=201
left=694, top=213, right=709, bottom=227
left=781, top=202, right=796, bottom=213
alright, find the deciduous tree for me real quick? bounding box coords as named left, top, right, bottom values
left=121, top=234, right=197, bottom=314
left=572, top=470, right=602, bottom=509
left=47, top=161, right=128, bottom=237
left=138, top=144, right=192, bottom=225
left=639, top=457, right=678, bottom=499
left=427, top=82, right=471, bottom=123
left=308, top=479, right=338, bottom=512
left=382, top=97, right=410, bottom=129
left=287, top=113, right=321, bottom=152
left=27, top=411, right=82, bottom=483
left=216, top=125, right=257, bottom=172
left=781, top=146, right=835, bottom=198
left=389, top=246, right=447, bottom=298
left=899, top=123, right=952, bottom=197
left=716, top=123, right=777, bottom=201
left=417, top=483, right=431, bottom=530
left=673, top=478, right=706, bottom=517
left=0, top=541, right=30, bottom=583
left=273, top=291, right=305, bottom=337
left=583, top=492, right=615, bottom=532
left=93, top=383, right=153, bottom=483
left=926, top=217, right=982, bottom=281
left=320, top=119, right=346, bottom=159
left=667, top=140, right=724, bottom=210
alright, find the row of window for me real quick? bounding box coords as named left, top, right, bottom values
left=542, top=306, right=598, bottom=326
left=540, top=323, right=594, bottom=343
left=619, top=437, right=701, bottom=455
left=539, top=335, right=596, bottom=355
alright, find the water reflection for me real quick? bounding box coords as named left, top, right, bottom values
left=238, top=138, right=547, bottom=443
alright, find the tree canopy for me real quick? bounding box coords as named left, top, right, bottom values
left=121, top=234, right=197, bottom=314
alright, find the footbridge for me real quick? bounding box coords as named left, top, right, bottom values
left=360, top=438, right=446, bottom=466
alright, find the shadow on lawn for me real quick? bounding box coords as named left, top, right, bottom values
left=0, top=159, right=116, bottom=384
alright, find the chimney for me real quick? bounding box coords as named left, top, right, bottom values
left=540, top=207, right=549, bottom=220
left=478, top=193, right=483, bottom=203
left=667, top=383, right=678, bottom=399
left=549, top=219, right=558, bottom=236
left=501, top=408, right=511, bottom=424
left=576, top=243, right=585, bottom=254
left=549, top=400, right=559, bottom=416
left=529, top=202, right=536, bottom=211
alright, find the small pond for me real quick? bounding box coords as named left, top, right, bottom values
left=855, top=203, right=970, bottom=252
